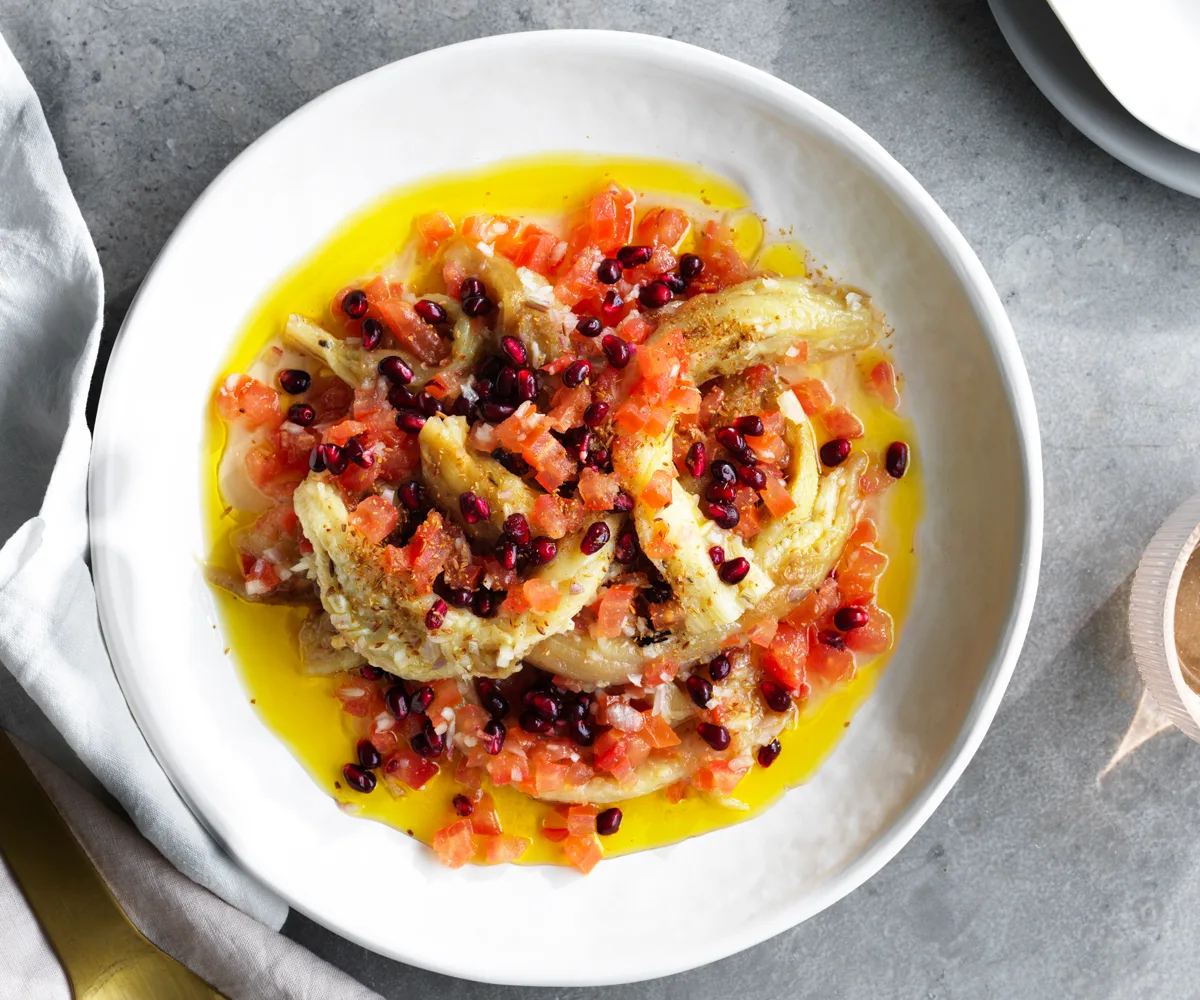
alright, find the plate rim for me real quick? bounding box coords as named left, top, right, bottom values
left=89, top=28, right=1043, bottom=985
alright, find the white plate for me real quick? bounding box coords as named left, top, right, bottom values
left=90, top=31, right=1042, bottom=986
left=990, top=0, right=1200, bottom=198
left=1048, top=0, right=1200, bottom=154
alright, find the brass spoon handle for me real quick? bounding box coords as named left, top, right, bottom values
left=0, top=732, right=225, bottom=999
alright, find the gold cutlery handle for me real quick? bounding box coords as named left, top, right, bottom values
left=0, top=732, right=225, bottom=999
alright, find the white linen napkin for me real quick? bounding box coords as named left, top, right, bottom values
left=0, top=31, right=286, bottom=926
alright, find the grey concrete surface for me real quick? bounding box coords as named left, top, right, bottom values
left=4, top=0, right=1200, bottom=996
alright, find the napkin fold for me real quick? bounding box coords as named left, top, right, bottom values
left=0, top=30, right=284, bottom=926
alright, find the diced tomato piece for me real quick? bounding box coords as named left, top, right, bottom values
left=665, top=384, right=702, bottom=416
left=524, top=578, right=562, bottom=613
left=820, top=405, right=865, bottom=440
left=844, top=604, right=894, bottom=655
left=347, top=495, right=398, bottom=545
left=640, top=469, right=674, bottom=508
left=461, top=213, right=520, bottom=243
left=585, top=183, right=635, bottom=253
left=748, top=431, right=787, bottom=464
left=486, top=749, right=530, bottom=787
left=760, top=474, right=796, bottom=517
left=642, top=712, right=682, bottom=748
left=427, top=678, right=464, bottom=720
left=622, top=243, right=678, bottom=286
left=482, top=834, right=530, bottom=864
left=563, top=833, right=603, bottom=874
left=745, top=617, right=779, bottom=647
left=530, top=494, right=586, bottom=539
left=322, top=419, right=369, bottom=446
left=469, top=792, right=503, bottom=836
left=415, top=211, right=455, bottom=257
left=789, top=576, right=839, bottom=627
left=394, top=511, right=457, bottom=594
left=791, top=379, right=833, bottom=416
left=591, top=584, right=636, bottom=639
left=244, top=446, right=306, bottom=501
left=566, top=804, right=599, bottom=837
left=383, top=745, right=439, bottom=791
left=642, top=656, right=679, bottom=688
left=432, top=819, right=475, bottom=869
left=443, top=258, right=466, bottom=298
left=642, top=531, right=676, bottom=559
left=694, top=219, right=752, bottom=289
left=808, top=634, right=856, bottom=683
left=546, top=384, right=592, bottom=432
left=868, top=360, right=901, bottom=409
left=534, top=759, right=570, bottom=795
left=761, top=621, right=809, bottom=692
left=860, top=463, right=895, bottom=496
left=542, top=812, right=569, bottom=842
left=526, top=431, right=575, bottom=492
left=666, top=781, right=689, bottom=804
left=635, top=206, right=690, bottom=248
left=376, top=298, right=450, bottom=366
left=838, top=538, right=889, bottom=605
left=553, top=244, right=605, bottom=307
left=501, top=588, right=531, bottom=614
left=577, top=467, right=621, bottom=511
left=614, top=396, right=653, bottom=435
left=216, top=374, right=281, bottom=427
left=693, top=759, right=750, bottom=794
left=616, top=313, right=656, bottom=345
left=699, top=385, right=725, bottom=430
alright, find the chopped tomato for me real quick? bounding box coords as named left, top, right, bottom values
left=442, top=257, right=466, bottom=298
left=791, top=378, right=834, bottom=416
left=216, top=374, right=281, bottom=427
left=642, top=712, right=682, bottom=748
left=542, top=811, right=569, bottom=842
left=530, top=494, right=586, bottom=539
left=389, top=511, right=457, bottom=594
left=640, top=469, right=674, bottom=508
left=745, top=617, right=779, bottom=647
left=566, top=804, right=599, bottom=837
left=616, top=313, right=656, bottom=345
left=501, top=588, right=531, bottom=614
left=860, top=463, right=895, bottom=496
left=580, top=183, right=635, bottom=253
left=635, top=206, right=690, bottom=248
left=747, top=430, right=787, bottom=464
left=427, top=678, right=464, bottom=720
left=699, top=385, right=725, bottom=429
left=837, top=536, right=888, bottom=605
left=523, top=578, right=562, bottom=613
left=334, top=679, right=383, bottom=719
left=461, top=213, right=520, bottom=243
left=547, top=384, right=592, bottom=432
left=384, top=745, right=439, bottom=791
left=496, top=222, right=559, bottom=276
left=642, top=531, right=676, bottom=559
left=375, top=297, right=450, bottom=366
left=322, top=419, right=369, bottom=447
left=868, top=360, right=901, bottom=409
left=469, top=792, right=503, bottom=836
left=642, top=656, right=679, bottom=687
left=534, top=759, right=570, bottom=795
left=244, top=446, right=306, bottom=501
left=496, top=404, right=576, bottom=492
left=347, top=495, right=398, bottom=544
left=553, top=243, right=605, bottom=307
left=844, top=604, right=894, bottom=655
left=808, top=634, right=856, bottom=683
left=486, top=749, right=530, bottom=787
left=432, top=819, right=475, bottom=869
left=761, top=621, right=809, bottom=692
left=414, top=211, right=455, bottom=257
left=622, top=243, right=678, bottom=286
left=693, top=759, right=749, bottom=794
left=760, top=474, right=796, bottom=517
left=563, top=833, right=603, bottom=874
left=694, top=219, right=752, bottom=289
left=591, top=584, right=636, bottom=639
left=482, top=834, right=530, bottom=864
left=578, top=467, right=622, bottom=511
left=666, top=781, right=689, bottom=804
left=820, top=405, right=865, bottom=440
left=789, top=576, right=840, bottom=626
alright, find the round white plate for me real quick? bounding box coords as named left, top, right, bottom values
left=90, top=31, right=1042, bottom=986
left=990, top=0, right=1200, bottom=198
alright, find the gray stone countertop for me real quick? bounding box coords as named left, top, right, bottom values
left=5, top=0, right=1200, bottom=996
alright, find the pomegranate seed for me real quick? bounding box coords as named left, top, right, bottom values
left=476, top=679, right=509, bottom=718
left=278, top=369, right=310, bottom=394
left=819, top=629, right=847, bottom=650
left=708, top=545, right=725, bottom=567
left=494, top=447, right=524, bottom=473
left=820, top=438, right=852, bottom=467
left=735, top=415, right=765, bottom=437
left=447, top=587, right=473, bottom=608
left=685, top=674, right=713, bottom=708
left=563, top=359, right=592, bottom=388
left=502, top=513, right=530, bottom=544
left=342, top=289, right=368, bottom=319
left=576, top=315, right=603, bottom=338
left=395, top=411, right=426, bottom=433
left=708, top=653, right=732, bottom=682
left=520, top=709, right=553, bottom=735
left=417, top=392, right=442, bottom=416
left=475, top=378, right=495, bottom=402
left=711, top=459, right=737, bottom=485
left=500, top=335, right=528, bottom=366
left=481, top=719, right=506, bottom=754
left=697, top=722, right=731, bottom=751
left=308, top=447, right=326, bottom=473
left=288, top=403, right=315, bottom=426
left=321, top=443, right=348, bottom=475
left=415, top=299, right=447, bottom=324
left=359, top=665, right=383, bottom=680
left=344, top=437, right=373, bottom=469
left=496, top=538, right=519, bottom=570
left=639, top=280, right=673, bottom=309
left=459, top=491, right=490, bottom=524
left=686, top=441, right=707, bottom=478
left=563, top=695, right=590, bottom=722
left=398, top=481, right=426, bottom=510
left=411, top=724, right=444, bottom=758
left=737, top=465, right=767, bottom=490
left=597, top=258, right=622, bottom=284
left=530, top=537, right=558, bottom=565
left=410, top=686, right=434, bottom=714
left=388, top=384, right=416, bottom=410
left=611, top=490, right=633, bottom=512
left=645, top=581, right=673, bottom=605
left=615, top=525, right=638, bottom=563
left=705, top=501, right=740, bottom=529
left=472, top=589, right=498, bottom=618
left=679, top=253, right=704, bottom=279
left=460, top=276, right=485, bottom=299
left=516, top=368, right=538, bottom=402
left=706, top=482, right=736, bottom=503
left=617, top=245, right=653, bottom=267
left=342, top=762, right=376, bottom=793
left=480, top=401, right=516, bottom=422
left=356, top=739, right=382, bottom=769
left=886, top=441, right=910, bottom=479
left=760, top=679, right=792, bottom=712
left=835, top=606, right=870, bottom=631
left=385, top=685, right=409, bottom=720
left=662, top=272, right=687, bottom=294
left=601, top=334, right=633, bottom=368
left=580, top=521, right=611, bottom=554
left=495, top=366, right=518, bottom=401
left=452, top=793, right=474, bottom=817
left=583, top=401, right=609, bottom=426
left=600, top=291, right=624, bottom=325
left=564, top=427, right=591, bottom=462
left=596, top=807, right=623, bottom=836
left=425, top=598, right=448, bottom=631
left=757, top=739, right=782, bottom=768
left=462, top=294, right=494, bottom=317
left=359, top=316, right=384, bottom=350
left=529, top=692, right=562, bottom=721
left=715, top=426, right=745, bottom=452
left=718, top=557, right=750, bottom=584
left=378, top=356, right=414, bottom=385
left=568, top=718, right=596, bottom=746
left=733, top=446, right=758, bottom=467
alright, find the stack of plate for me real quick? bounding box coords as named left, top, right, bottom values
left=990, top=0, right=1200, bottom=196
